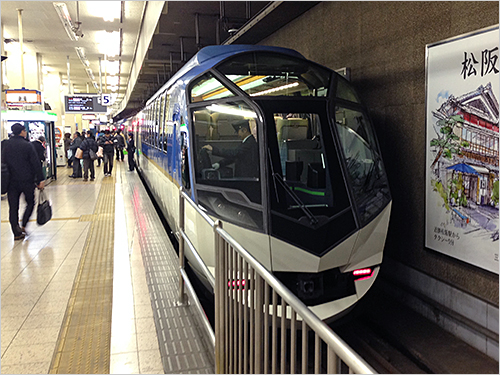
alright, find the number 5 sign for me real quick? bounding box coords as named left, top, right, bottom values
left=101, top=93, right=112, bottom=106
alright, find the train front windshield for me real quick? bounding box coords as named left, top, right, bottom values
left=189, top=51, right=390, bottom=253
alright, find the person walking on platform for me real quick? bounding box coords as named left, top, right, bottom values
left=79, top=131, right=98, bottom=181
left=2, top=123, right=45, bottom=240
left=126, top=132, right=136, bottom=171
left=69, top=132, right=83, bottom=178
left=98, top=130, right=115, bottom=177
left=115, top=129, right=125, bottom=161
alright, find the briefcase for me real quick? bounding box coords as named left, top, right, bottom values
left=37, top=190, right=52, bottom=225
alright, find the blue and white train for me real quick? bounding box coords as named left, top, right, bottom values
left=126, top=45, right=391, bottom=321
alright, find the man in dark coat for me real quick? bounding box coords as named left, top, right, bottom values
left=31, top=136, right=46, bottom=165
left=69, top=132, right=83, bottom=178
left=79, top=131, right=98, bottom=181
left=203, top=120, right=259, bottom=178
left=126, top=133, right=136, bottom=172
left=98, top=130, right=116, bottom=177
left=115, top=129, right=126, bottom=161
left=2, top=123, right=45, bottom=240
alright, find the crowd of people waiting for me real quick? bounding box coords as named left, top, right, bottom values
left=3, top=124, right=136, bottom=241
left=64, top=128, right=136, bottom=181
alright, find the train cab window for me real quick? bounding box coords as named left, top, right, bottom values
left=216, top=52, right=331, bottom=97
left=191, top=100, right=263, bottom=230
left=334, top=106, right=390, bottom=225
left=336, top=76, right=361, bottom=103
left=273, top=112, right=333, bottom=209
left=190, top=72, right=235, bottom=102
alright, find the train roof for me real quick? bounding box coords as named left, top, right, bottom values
left=146, top=45, right=306, bottom=105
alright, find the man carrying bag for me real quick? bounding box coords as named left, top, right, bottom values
left=2, top=123, right=45, bottom=240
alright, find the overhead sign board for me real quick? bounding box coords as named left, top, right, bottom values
left=5, top=89, right=42, bottom=105
left=64, top=95, right=108, bottom=113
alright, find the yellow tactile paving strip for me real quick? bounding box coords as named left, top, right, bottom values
left=49, top=176, right=115, bottom=374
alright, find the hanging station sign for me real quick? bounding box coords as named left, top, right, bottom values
left=5, top=89, right=42, bottom=105
left=64, top=94, right=108, bottom=113
left=425, top=25, right=499, bottom=274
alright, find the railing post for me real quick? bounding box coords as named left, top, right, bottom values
left=178, top=187, right=186, bottom=305
left=214, top=219, right=223, bottom=373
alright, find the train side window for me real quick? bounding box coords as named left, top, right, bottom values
left=190, top=72, right=235, bottom=102
left=181, top=131, right=190, bottom=189
left=191, top=101, right=263, bottom=230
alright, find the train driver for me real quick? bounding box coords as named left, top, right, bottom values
left=202, top=119, right=258, bottom=178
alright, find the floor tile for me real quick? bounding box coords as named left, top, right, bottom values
left=0, top=361, right=51, bottom=374
left=110, top=352, right=140, bottom=374
left=138, top=349, right=163, bottom=374
left=1, top=343, right=55, bottom=366
left=10, top=326, right=61, bottom=346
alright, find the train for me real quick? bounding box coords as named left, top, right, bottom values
left=125, top=45, right=392, bottom=321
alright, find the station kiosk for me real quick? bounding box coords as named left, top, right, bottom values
left=1, top=110, right=58, bottom=182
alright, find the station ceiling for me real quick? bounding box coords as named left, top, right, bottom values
left=1, top=1, right=319, bottom=121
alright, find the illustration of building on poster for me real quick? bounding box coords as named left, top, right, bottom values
left=425, top=26, right=499, bottom=274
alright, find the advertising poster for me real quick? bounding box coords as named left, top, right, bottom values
left=425, top=26, right=499, bottom=274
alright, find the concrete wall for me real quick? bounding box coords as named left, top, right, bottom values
left=260, top=1, right=499, bottom=305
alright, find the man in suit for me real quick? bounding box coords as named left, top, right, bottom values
left=203, top=119, right=258, bottom=178
left=2, top=123, right=45, bottom=240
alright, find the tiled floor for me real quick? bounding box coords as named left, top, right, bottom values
left=1, top=161, right=163, bottom=374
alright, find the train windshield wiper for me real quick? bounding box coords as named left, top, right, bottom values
left=272, top=172, right=319, bottom=226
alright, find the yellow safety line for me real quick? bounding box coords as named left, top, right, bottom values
left=49, top=176, right=115, bottom=374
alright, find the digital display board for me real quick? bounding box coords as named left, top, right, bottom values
left=64, top=95, right=108, bottom=113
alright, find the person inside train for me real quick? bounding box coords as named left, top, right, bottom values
left=202, top=119, right=258, bottom=178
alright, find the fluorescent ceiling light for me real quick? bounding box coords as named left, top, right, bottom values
left=106, top=60, right=120, bottom=75
left=53, top=2, right=79, bottom=41
left=87, top=1, right=121, bottom=22
left=75, top=47, right=89, bottom=67
left=251, top=82, right=300, bottom=97
left=206, top=104, right=257, bottom=118
left=96, top=30, right=120, bottom=57
left=85, top=68, right=95, bottom=81
left=106, top=76, right=119, bottom=86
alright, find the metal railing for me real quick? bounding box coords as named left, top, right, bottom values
left=178, top=188, right=376, bottom=374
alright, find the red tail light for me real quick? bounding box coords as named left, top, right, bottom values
left=228, top=279, right=246, bottom=289
left=353, top=268, right=373, bottom=281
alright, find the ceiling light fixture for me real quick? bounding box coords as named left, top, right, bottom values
left=106, top=60, right=120, bottom=75
left=96, top=30, right=120, bottom=57
left=75, top=47, right=89, bottom=67
left=87, top=1, right=121, bottom=22
left=53, top=2, right=83, bottom=41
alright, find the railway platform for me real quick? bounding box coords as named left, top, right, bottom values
left=1, top=161, right=214, bottom=374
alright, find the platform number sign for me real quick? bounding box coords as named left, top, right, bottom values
left=101, top=93, right=112, bottom=106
